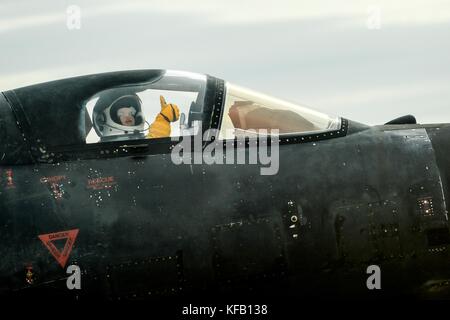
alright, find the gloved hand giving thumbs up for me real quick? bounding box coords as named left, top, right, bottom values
left=147, top=95, right=180, bottom=138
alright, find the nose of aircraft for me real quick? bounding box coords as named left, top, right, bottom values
left=0, top=93, right=35, bottom=165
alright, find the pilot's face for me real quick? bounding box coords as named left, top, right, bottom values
left=117, top=107, right=136, bottom=126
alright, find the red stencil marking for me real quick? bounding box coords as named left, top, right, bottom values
left=38, top=229, right=79, bottom=268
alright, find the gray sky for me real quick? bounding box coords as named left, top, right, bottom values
left=1, top=0, right=449, bottom=125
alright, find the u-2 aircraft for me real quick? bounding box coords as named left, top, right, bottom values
left=1, top=69, right=450, bottom=299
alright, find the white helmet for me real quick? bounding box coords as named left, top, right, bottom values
left=93, top=90, right=146, bottom=142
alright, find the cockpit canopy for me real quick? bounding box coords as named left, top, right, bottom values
left=85, top=70, right=207, bottom=143
left=220, top=83, right=339, bottom=139
left=2, top=69, right=342, bottom=153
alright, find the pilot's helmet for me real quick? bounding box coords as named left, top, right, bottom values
left=93, top=89, right=146, bottom=141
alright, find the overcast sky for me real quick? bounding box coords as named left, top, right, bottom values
left=1, top=0, right=449, bottom=125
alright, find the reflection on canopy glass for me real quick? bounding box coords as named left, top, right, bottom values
left=220, top=83, right=340, bottom=139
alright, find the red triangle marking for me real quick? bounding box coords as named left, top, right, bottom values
left=38, top=229, right=79, bottom=268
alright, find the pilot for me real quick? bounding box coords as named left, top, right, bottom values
left=92, top=90, right=180, bottom=142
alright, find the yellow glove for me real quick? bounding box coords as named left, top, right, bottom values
left=147, top=95, right=180, bottom=138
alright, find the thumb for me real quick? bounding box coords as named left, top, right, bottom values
left=160, top=95, right=167, bottom=110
